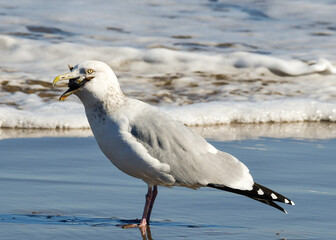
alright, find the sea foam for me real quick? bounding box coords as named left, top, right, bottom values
left=1, top=97, right=336, bottom=129
left=162, top=99, right=336, bottom=126
left=1, top=35, right=336, bottom=129
left=1, top=35, right=336, bottom=79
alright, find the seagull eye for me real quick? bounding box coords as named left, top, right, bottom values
left=86, top=69, right=94, bottom=74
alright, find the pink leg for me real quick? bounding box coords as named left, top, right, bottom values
left=139, top=185, right=158, bottom=227
left=146, top=185, right=158, bottom=223
left=120, top=185, right=158, bottom=234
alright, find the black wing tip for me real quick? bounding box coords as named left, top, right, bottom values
left=207, top=182, right=294, bottom=213
left=253, top=182, right=295, bottom=206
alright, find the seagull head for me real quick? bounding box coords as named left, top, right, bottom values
left=53, top=60, right=121, bottom=101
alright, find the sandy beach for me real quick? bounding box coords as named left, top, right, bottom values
left=1, top=124, right=335, bottom=240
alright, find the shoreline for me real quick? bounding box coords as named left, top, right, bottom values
left=1, top=122, right=335, bottom=141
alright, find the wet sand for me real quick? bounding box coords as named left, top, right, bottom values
left=0, top=125, right=335, bottom=239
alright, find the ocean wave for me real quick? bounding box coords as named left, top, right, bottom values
left=163, top=99, right=336, bottom=125
left=1, top=35, right=336, bottom=130
left=1, top=35, right=335, bottom=78
left=0, top=99, right=335, bottom=129
left=2, top=35, right=336, bottom=108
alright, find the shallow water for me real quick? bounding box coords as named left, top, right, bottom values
left=1, top=128, right=335, bottom=239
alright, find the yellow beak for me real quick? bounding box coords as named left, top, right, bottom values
left=53, top=72, right=73, bottom=87
left=53, top=72, right=80, bottom=101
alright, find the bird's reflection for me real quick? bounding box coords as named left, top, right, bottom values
left=140, top=225, right=153, bottom=240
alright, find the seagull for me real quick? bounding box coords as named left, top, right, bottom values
left=53, top=60, right=294, bottom=229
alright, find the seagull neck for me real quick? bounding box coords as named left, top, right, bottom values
left=77, top=89, right=126, bottom=114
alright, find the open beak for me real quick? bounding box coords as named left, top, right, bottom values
left=53, top=72, right=92, bottom=101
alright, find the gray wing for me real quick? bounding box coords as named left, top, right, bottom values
left=127, top=102, right=254, bottom=190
